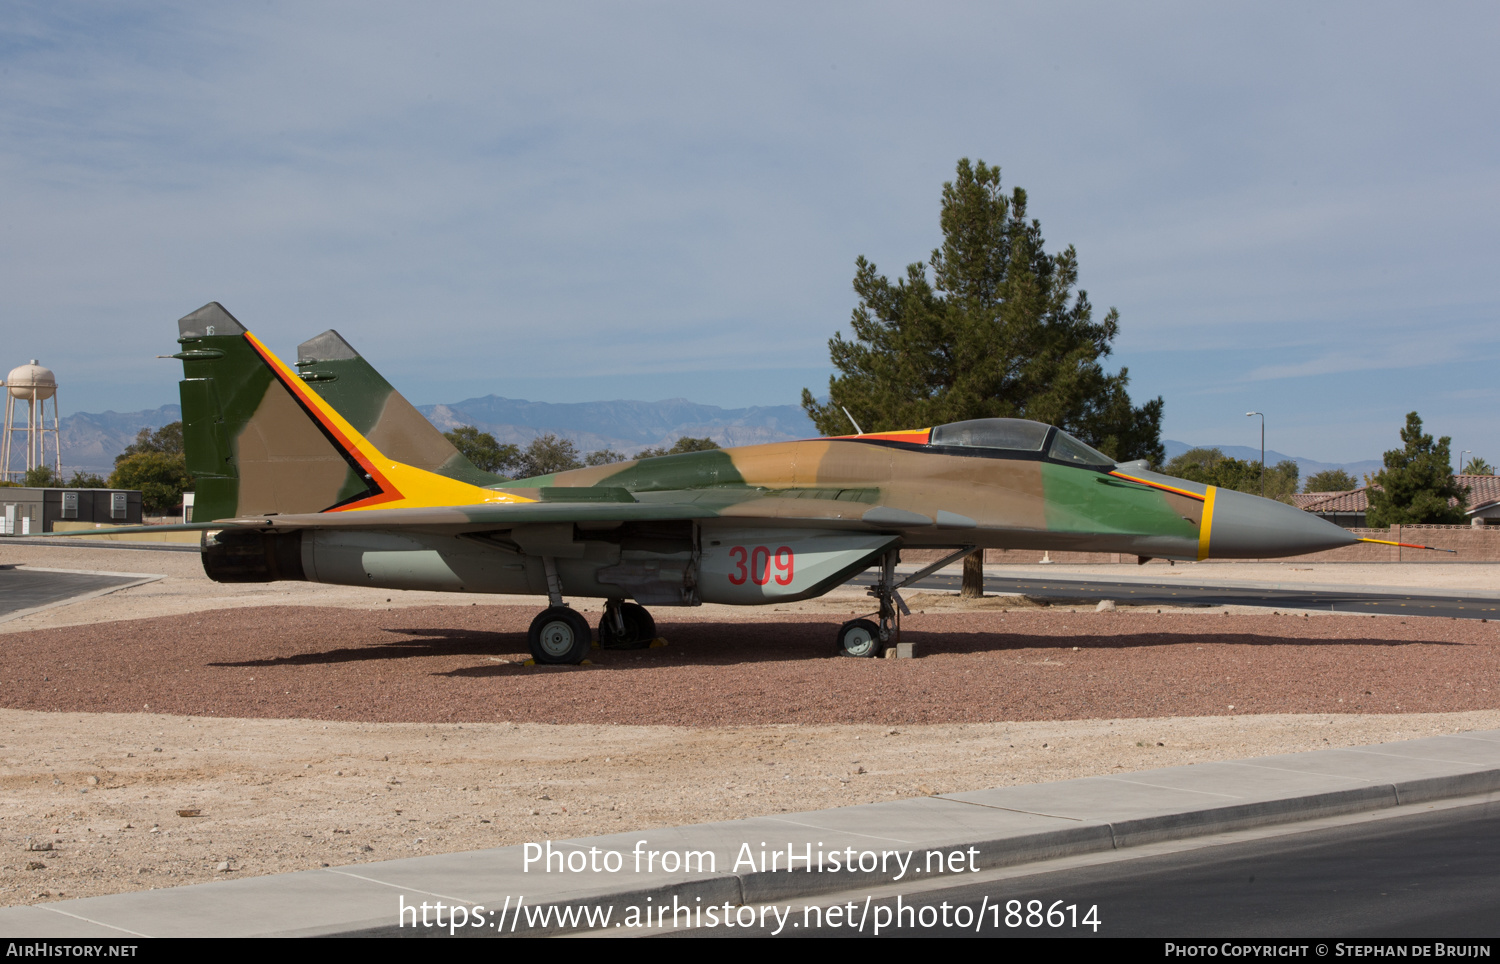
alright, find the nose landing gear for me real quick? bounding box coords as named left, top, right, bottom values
left=835, top=545, right=979, bottom=658
left=836, top=550, right=903, bottom=658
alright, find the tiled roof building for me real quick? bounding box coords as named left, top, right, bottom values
left=1297, top=475, right=1500, bottom=528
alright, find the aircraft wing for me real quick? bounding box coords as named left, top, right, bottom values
left=59, top=497, right=961, bottom=538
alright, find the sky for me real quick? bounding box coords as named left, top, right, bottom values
left=2, top=2, right=1497, bottom=466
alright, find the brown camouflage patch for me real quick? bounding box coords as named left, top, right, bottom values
left=235, top=378, right=356, bottom=515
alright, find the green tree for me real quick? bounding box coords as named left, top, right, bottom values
left=23, top=466, right=60, bottom=487
left=515, top=434, right=583, bottom=478
left=1461, top=456, right=1494, bottom=475
left=1163, top=447, right=1240, bottom=483
left=636, top=436, right=722, bottom=459
left=108, top=451, right=192, bottom=513
left=801, top=159, right=1163, bottom=594
left=585, top=449, right=627, bottom=466
left=1163, top=448, right=1299, bottom=503
left=442, top=425, right=520, bottom=476
left=1304, top=468, right=1358, bottom=492
left=108, top=420, right=191, bottom=512
left=67, top=470, right=107, bottom=488
left=1365, top=412, right=1467, bottom=527
left=115, top=422, right=184, bottom=465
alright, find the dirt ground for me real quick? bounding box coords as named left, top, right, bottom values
left=1, top=543, right=1498, bottom=907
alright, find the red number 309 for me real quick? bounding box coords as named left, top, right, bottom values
left=727, top=545, right=794, bottom=586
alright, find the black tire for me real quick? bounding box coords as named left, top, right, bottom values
left=598, top=602, right=657, bottom=650
left=836, top=618, right=884, bottom=658
left=529, top=607, right=591, bottom=664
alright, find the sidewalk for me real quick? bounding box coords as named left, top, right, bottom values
left=869, top=560, right=1500, bottom=601
left=973, top=564, right=1500, bottom=602
left=4, top=728, right=1498, bottom=937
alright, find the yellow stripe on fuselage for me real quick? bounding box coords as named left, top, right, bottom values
left=1197, top=485, right=1217, bottom=560
left=243, top=332, right=535, bottom=511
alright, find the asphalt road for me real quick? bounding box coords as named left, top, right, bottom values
left=680, top=800, right=1500, bottom=938
left=0, top=567, right=149, bottom=618
left=852, top=572, right=1500, bottom=621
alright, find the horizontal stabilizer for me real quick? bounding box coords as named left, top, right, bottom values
left=40, top=523, right=222, bottom=537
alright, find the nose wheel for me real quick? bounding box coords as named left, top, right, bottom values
left=528, top=606, right=591, bottom=664
left=836, top=618, right=883, bottom=658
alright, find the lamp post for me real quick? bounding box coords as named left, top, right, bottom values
left=1246, top=412, right=1264, bottom=497
left=1462, top=450, right=1472, bottom=475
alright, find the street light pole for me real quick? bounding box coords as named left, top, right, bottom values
left=1462, top=450, right=1472, bottom=475
left=1246, top=412, right=1264, bottom=497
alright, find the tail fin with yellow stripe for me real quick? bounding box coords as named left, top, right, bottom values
left=176, top=303, right=526, bottom=523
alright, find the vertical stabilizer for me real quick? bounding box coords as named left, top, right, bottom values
left=176, top=304, right=378, bottom=521
left=295, top=330, right=502, bottom=487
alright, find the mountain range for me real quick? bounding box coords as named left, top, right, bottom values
left=32, top=399, right=1385, bottom=489
left=417, top=396, right=815, bottom=456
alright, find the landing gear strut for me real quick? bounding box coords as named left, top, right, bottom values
left=527, top=556, right=591, bottom=664
left=837, top=550, right=904, bottom=658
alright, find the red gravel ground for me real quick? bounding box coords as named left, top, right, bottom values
left=3, top=605, right=1497, bottom=724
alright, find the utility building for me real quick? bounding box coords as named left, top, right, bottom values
left=0, top=487, right=142, bottom=535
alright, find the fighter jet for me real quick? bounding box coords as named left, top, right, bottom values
left=160, top=302, right=1398, bottom=665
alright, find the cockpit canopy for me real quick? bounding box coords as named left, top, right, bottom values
left=929, top=418, right=1116, bottom=467
left=930, top=418, right=1049, bottom=451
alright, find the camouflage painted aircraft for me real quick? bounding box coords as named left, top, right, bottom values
left=155, top=302, right=1384, bottom=665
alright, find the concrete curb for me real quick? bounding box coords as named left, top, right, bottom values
left=972, top=566, right=1500, bottom=603
left=4, top=729, right=1499, bottom=938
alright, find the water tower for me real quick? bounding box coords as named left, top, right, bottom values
left=1, top=360, right=61, bottom=483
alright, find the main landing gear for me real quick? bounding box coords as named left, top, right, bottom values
left=598, top=599, right=657, bottom=650
left=527, top=557, right=596, bottom=665
left=526, top=557, right=658, bottom=664
left=526, top=601, right=659, bottom=664
left=528, top=606, right=592, bottom=664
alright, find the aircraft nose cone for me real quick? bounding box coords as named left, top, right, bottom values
left=1207, top=487, right=1358, bottom=559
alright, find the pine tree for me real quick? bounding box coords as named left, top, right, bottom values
left=1365, top=412, right=1467, bottom=527
left=801, top=158, right=1162, bottom=464
left=801, top=159, right=1163, bottom=594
